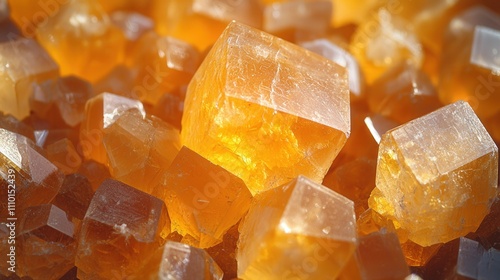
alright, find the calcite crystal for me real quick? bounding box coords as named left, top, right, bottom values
left=141, top=241, right=224, bottom=280
left=75, top=179, right=170, bottom=279
left=369, top=101, right=498, bottom=246
left=0, top=38, right=59, bottom=120
left=79, top=92, right=145, bottom=165
left=45, top=138, right=82, bottom=174
left=103, top=109, right=181, bottom=194
left=0, top=129, right=64, bottom=216
left=18, top=204, right=76, bottom=280
left=237, top=176, right=356, bottom=279
left=154, top=146, right=251, bottom=248
left=182, top=21, right=350, bottom=195
left=36, top=0, right=125, bottom=82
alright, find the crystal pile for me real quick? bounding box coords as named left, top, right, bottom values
left=0, top=0, right=500, bottom=279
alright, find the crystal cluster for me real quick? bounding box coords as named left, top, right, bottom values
left=0, top=1, right=500, bottom=280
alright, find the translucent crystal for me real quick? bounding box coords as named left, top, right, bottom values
left=237, top=176, right=356, bottom=279
left=154, top=146, right=251, bottom=248
left=45, top=138, right=82, bottom=174
left=182, top=22, right=350, bottom=195
left=369, top=101, right=498, bottom=246
left=52, top=173, right=93, bottom=221
left=76, top=179, right=170, bottom=279
left=103, top=110, right=181, bottom=194
left=0, top=38, right=59, bottom=120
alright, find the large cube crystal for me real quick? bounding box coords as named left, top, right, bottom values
left=237, top=176, right=356, bottom=279
left=182, top=21, right=350, bottom=195
left=369, top=101, right=498, bottom=246
left=154, top=146, right=251, bottom=248
left=103, top=110, right=181, bottom=194
left=75, top=179, right=170, bottom=279
left=0, top=38, right=59, bottom=120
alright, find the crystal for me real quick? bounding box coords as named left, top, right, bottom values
left=77, top=160, right=111, bottom=192
left=45, top=138, right=82, bottom=175
left=0, top=38, right=59, bottom=120
left=439, top=25, right=500, bottom=119
left=457, top=237, right=486, bottom=279
left=93, top=65, right=137, bottom=99
left=301, top=38, right=365, bottom=101
left=154, top=146, right=251, bottom=248
left=131, top=31, right=200, bottom=104
left=338, top=230, right=410, bottom=280
left=477, top=246, right=500, bottom=279
left=0, top=18, right=22, bottom=43
left=159, top=241, right=223, bottom=279
left=182, top=21, right=350, bottom=195
left=206, top=222, right=239, bottom=279
left=350, top=8, right=423, bottom=84
left=52, top=173, right=93, bottom=221
left=192, top=0, right=262, bottom=28
left=79, top=92, right=145, bottom=165
left=0, top=129, right=64, bottom=215
left=18, top=204, right=76, bottom=280
left=262, top=1, right=332, bottom=41
left=367, top=61, right=442, bottom=123
left=75, top=179, right=170, bottom=279
left=110, top=11, right=153, bottom=55
left=103, top=109, right=181, bottom=194
left=0, top=0, right=8, bottom=22
left=369, top=101, right=499, bottom=246
left=151, top=90, right=185, bottom=129
left=33, top=128, right=79, bottom=149
left=36, top=0, right=125, bottom=82
left=54, top=76, right=93, bottom=127
left=0, top=112, right=34, bottom=140
left=237, top=176, right=356, bottom=279
left=400, top=240, right=441, bottom=267
left=322, top=158, right=376, bottom=216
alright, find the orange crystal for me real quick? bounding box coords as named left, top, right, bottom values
left=237, top=176, right=356, bottom=279
left=182, top=21, right=350, bottom=195
left=154, top=146, right=251, bottom=248
left=103, top=109, right=181, bottom=194
left=369, top=101, right=498, bottom=246
left=36, top=0, right=125, bottom=82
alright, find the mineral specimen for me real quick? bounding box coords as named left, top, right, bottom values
left=237, top=176, right=356, bottom=279
left=369, top=101, right=498, bottom=246
left=182, top=21, right=350, bottom=195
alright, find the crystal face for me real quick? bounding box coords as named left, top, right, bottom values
left=369, top=101, right=498, bottom=246
left=237, top=176, right=357, bottom=279
left=182, top=21, right=350, bottom=195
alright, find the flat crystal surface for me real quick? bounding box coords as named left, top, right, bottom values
left=224, top=22, right=350, bottom=133
left=470, top=26, right=500, bottom=73
left=102, top=92, right=146, bottom=128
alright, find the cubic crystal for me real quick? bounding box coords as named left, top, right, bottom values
left=182, top=21, right=350, bottom=195
left=369, top=101, right=498, bottom=246
left=237, top=176, right=356, bottom=279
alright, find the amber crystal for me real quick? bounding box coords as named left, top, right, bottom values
left=79, top=92, right=145, bottom=165
left=0, top=129, right=63, bottom=215
left=36, top=0, right=125, bottom=82
left=0, top=38, right=59, bottom=120
left=103, top=109, right=181, bottom=194
left=45, top=138, right=82, bottom=175
left=154, top=146, right=251, bottom=248
left=75, top=179, right=170, bottom=279
left=52, top=173, right=93, bottom=221
left=18, top=204, right=76, bottom=280
left=369, top=101, right=498, bottom=246
left=182, top=21, right=350, bottom=195
left=237, top=176, right=356, bottom=279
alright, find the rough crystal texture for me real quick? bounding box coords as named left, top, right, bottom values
left=350, top=8, right=423, bottom=84
left=0, top=129, right=63, bottom=215
left=154, top=146, right=251, bottom=248
left=367, top=61, right=441, bottom=123
left=237, top=176, right=356, bottom=279
left=159, top=241, right=223, bottom=280
left=76, top=179, right=170, bottom=279
left=369, top=101, right=499, bottom=246
left=301, top=38, right=365, bottom=100
left=36, top=0, right=125, bottom=82
left=103, top=110, right=181, bottom=194
left=0, top=38, right=59, bottom=120
left=79, top=92, right=145, bottom=165
left=182, top=21, right=350, bottom=195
